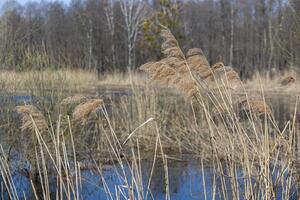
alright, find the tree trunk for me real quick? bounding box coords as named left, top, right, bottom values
left=229, top=0, right=234, bottom=66
left=87, top=18, right=93, bottom=69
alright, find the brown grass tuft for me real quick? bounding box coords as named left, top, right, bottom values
left=72, top=99, right=104, bottom=125
left=280, top=76, right=295, bottom=86
left=225, top=70, right=240, bottom=81
left=177, top=79, right=199, bottom=98
left=60, top=95, right=87, bottom=105
left=240, top=100, right=272, bottom=116
left=15, top=105, right=48, bottom=132
left=186, top=48, right=204, bottom=57
left=186, top=48, right=212, bottom=79
left=152, top=65, right=178, bottom=85
left=211, top=62, right=225, bottom=71
left=139, top=26, right=201, bottom=97
left=160, top=29, right=185, bottom=59
left=211, top=63, right=241, bottom=90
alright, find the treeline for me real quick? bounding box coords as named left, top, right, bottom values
left=0, top=0, right=299, bottom=78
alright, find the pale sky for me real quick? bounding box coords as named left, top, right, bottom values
left=18, top=0, right=71, bottom=4
left=0, top=0, right=71, bottom=7
left=17, top=0, right=71, bottom=5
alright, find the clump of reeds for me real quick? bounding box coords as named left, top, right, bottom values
left=280, top=76, right=295, bottom=86
left=139, top=26, right=244, bottom=99
left=240, top=99, right=272, bottom=116
left=60, top=94, right=87, bottom=105
left=140, top=26, right=201, bottom=98
left=72, top=98, right=104, bottom=125
left=15, top=105, right=47, bottom=132
left=211, top=61, right=241, bottom=90
left=211, top=61, right=225, bottom=71
left=186, top=48, right=212, bottom=79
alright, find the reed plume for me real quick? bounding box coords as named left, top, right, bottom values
left=212, top=62, right=240, bottom=81
left=186, top=48, right=212, bottom=80
left=211, top=62, right=225, bottom=71
left=211, top=62, right=241, bottom=90
left=15, top=105, right=48, bottom=132
left=139, top=26, right=201, bottom=97
left=72, top=99, right=104, bottom=125
left=60, top=94, right=87, bottom=105
left=239, top=99, right=272, bottom=116
left=280, top=76, right=295, bottom=86
left=140, top=26, right=245, bottom=99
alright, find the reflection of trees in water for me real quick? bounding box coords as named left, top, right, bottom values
left=144, top=159, right=188, bottom=196
left=269, top=94, right=297, bottom=130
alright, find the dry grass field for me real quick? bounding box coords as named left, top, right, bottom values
left=0, top=67, right=297, bottom=94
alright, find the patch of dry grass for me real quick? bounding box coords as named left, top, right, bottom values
left=0, top=69, right=149, bottom=96
left=245, top=70, right=299, bottom=92
left=0, top=65, right=297, bottom=97
left=15, top=105, right=48, bottom=132
left=0, top=69, right=97, bottom=93
left=72, top=98, right=104, bottom=125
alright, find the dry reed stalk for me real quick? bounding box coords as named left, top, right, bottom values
left=72, top=99, right=104, bottom=125
left=15, top=105, right=47, bottom=132
left=212, top=102, right=232, bottom=116
left=60, top=95, right=87, bottom=105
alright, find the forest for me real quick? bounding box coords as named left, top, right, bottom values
left=1, top=1, right=300, bottom=199
left=0, top=0, right=299, bottom=79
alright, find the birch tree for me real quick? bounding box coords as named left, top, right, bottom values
left=229, top=0, right=234, bottom=66
left=119, top=0, right=146, bottom=71
left=104, top=0, right=116, bottom=67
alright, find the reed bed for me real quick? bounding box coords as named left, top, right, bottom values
left=0, top=27, right=299, bottom=199
left=0, top=67, right=296, bottom=97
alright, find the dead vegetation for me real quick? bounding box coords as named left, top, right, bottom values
left=72, top=98, right=104, bottom=125
left=280, top=76, right=296, bottom=86
left=140, top=26, right=270, bottom=118
left=2, top=26, right=299, bottom=200
left=60, top=94, right=87, bottom=105
left=140, top=27, right=201, bottom=98
left=15, top=105, right=48, bottom=132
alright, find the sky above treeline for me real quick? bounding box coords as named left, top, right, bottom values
left=1, top=0, right=71, bottom=8
left=17, top=0, right=71, bottom=5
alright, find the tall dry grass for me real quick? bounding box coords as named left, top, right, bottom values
left=1, top=88, right=298, bottom=199
left=138, top=26, right=300, bottom=199
left=0, top=26, right=299, bottom=199
left=0, top=69, right=148, bottom=95
left=0, top=97, right=166, bottom=200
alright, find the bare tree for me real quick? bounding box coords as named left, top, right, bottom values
left=229, top=0, right=234, bottom=66
left=104, top=0, right=116, bottom=68
left=119, top=0, right=146, bottom=71
left=0, top=0, right=298, bottom=75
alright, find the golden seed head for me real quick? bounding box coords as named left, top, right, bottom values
left=15, top=105, right=47, bottom=132
left=211, top=62, right=225, bottom=71
left=72, top=99, right=104, bottom=125
left=241, top=100, right=272, bottom=115
left=186, top=48, right=204, bottom=57
left=60, top=95, right=87, bottom=105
